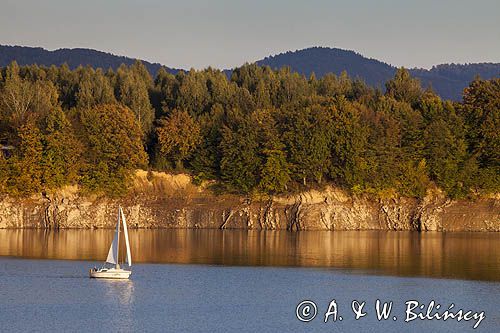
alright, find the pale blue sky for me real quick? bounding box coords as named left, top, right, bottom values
left=1, top=0, right=499, bottom=69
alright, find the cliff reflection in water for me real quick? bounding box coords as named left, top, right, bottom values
left=0, top=229, right=499, bottom=281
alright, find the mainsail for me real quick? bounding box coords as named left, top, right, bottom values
left=105, top=207, right=132, bottom=267
left=120, top=207, right=132, bottom=266
left=105, top=209, right=121, bottom=265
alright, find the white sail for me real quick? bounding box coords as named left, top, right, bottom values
left=105, top=210, right=121, bottom=265
left=120, top=207, right=132, bottom=266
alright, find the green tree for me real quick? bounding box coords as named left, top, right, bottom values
left=461, top=77, right=500, bottom=193
left=0, top=62, right=59, bottom=134
left=420, top=96, right=468, bottom=197
left=328, top=98, right=368, bottom=188
left=259, top=148, right=290, bottom=193
left=360, top=99, right=402, bottom=192
left=248, top=108, right=291, bottom=193
left=52, top=63, right=78, bottom=109
left=75, top=67, right=115, bottom=109
left=219, top=114, right=261, bottom=193
left=176, top=69, right=210, bottom=115
left=282, top=104, right=332, bottom=186
left=152, top=68, right=178, bottom=114
left=115, top=63, right=155, bottom=136
left=385, top=68, right=423, bottom=105
left=189, top=104, right=225, bottom=180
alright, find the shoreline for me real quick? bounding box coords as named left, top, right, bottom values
left=0, top=172, right=498, bottom=232
left=1, top=227, right=499, bottom=233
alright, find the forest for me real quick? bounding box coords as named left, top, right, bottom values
left=0, top=60, right=498, bottom=198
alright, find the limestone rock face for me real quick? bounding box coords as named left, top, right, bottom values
left=0, top=173, right=498, bottom=231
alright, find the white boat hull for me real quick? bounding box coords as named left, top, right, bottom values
left=89, top=268, right=131, bottom=279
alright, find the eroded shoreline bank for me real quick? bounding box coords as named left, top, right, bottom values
left=0, top=172, right=498, bottom=231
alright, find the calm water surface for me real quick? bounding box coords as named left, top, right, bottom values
left=0, top=230, right=499, bottom=332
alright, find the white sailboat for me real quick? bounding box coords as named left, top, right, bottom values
left=89, top=206, right=132, bottom=279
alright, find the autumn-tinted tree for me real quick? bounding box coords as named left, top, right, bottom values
left=156, top=109, right=201, bottom=169
left=40, top=106, right=82, bottom=189
left=77, top=104, right=147, bottom=194
left=6, top=121, right=43, bottom=195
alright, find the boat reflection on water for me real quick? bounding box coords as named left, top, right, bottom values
left=0, top=229, right=499, bottom=281
left=101, top=279, right=135, bottom=305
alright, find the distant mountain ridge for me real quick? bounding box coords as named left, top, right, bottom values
left=0, top=44, right=179, bottom=75
left=257, top=47, right=395, bottom=88
left=257, top=47, right=500, bottom=100
left=1, top=44, right=498, bottom=100
left=409, top=63, right=500, bottom=101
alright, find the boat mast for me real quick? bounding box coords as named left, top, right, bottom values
left=116, top=207, right=120, bottom=268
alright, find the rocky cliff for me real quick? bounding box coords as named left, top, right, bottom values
left=0, top=171, right=498, bottom=231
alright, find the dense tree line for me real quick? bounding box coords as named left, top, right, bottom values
left=0, top=60, right=498, bottom=198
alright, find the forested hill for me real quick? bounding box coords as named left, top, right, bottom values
left=257, top=47, right=396, bottom=88
left=410, top=63, right=500, bottom=101
left=257, top=47, right=500, bottom=100
left=0, top=45, right=178, bottom=75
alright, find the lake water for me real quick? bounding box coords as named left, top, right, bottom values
left=0, top=230, right=499, bottom=332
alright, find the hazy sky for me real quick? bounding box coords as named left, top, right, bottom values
left=1, top=0, right=499, bottom=69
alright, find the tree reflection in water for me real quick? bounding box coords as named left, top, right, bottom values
left=0, top=229, right=499, bottom=281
